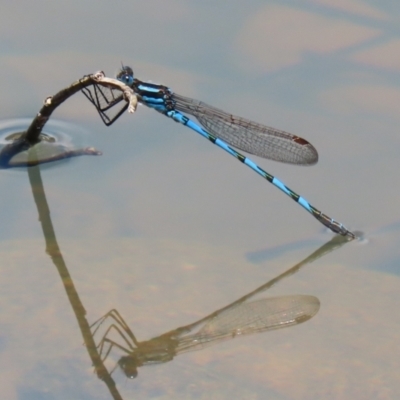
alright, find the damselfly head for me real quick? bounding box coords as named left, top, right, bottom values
left=117, top=65, right=134, bottom=86
left=118, top=355, right=138, bottom=379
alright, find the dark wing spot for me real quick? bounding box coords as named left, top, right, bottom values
left=293, top=136, right=310, bottom=146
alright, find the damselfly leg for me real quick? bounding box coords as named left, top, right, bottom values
left=90, top=309, right=138, bottom=363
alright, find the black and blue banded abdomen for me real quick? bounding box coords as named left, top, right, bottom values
left=134, top=81, right=175, bottom=113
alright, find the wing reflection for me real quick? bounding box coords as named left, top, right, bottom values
left=92, top=295, right=319, bottom=379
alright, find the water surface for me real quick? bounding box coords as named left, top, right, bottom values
left=1, top=1, right=400, bottom=399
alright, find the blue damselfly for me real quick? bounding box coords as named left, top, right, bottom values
left=82, top=66, right=355, bottom=239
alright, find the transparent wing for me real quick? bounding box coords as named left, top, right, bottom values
left=173, top=94, right=318, bottom=165
left=175, top=295, right=320, bottom=354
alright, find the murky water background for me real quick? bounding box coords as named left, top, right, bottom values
left=1, top=2, right=400, bottom=399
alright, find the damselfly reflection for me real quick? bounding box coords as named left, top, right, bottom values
left=91, top=295, right=319, bottom=379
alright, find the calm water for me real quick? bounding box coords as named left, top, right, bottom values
left=1, top=2, right=400, bottom=399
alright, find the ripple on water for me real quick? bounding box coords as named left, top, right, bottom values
left=0, top=118, right=101, bottom=169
